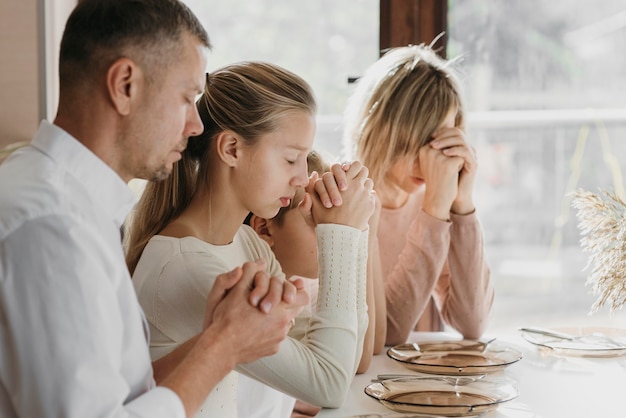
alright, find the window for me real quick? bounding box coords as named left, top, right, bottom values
left=184, top=0, right=626, bottom=333
left=449, top=0, right=626, bottom=331
left=183, top=0, right=379, bottom=158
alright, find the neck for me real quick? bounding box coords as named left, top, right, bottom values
left=377, top=185, right=410, bottom=209
left=181, top=178, right=249, bottom=245
left=54, top=99, right=130, bottom=182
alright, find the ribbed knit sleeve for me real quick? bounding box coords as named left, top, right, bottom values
left=236, top=223, right=368, bottom=408
left=316, top=224, right=362, bottom=312
left=381, top=197, right=493, bottom=345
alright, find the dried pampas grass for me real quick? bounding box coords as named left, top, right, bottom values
left=571, top=188, right=626, bottom=312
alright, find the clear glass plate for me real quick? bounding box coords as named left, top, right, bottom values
left=520, top=326, right=626, bottom=357
left=387, top=340, right=523, bottom=375
left=364, top=376, right=519, bottom=416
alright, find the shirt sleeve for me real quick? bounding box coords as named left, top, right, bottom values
left=0, top=216, right=185, bottom=418
left=438, top=211, right=493, bottom=339
left=384, top=209, right=493, bottom=344
left=235, top=224, right=369, bottom=408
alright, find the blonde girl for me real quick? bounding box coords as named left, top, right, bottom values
left=126, top=61, right=374, bottom=417
left=343, top=44, right=494, bottom=345
left=250, top=150, right=386, bottom=372
left=249, top=150, right=386, bottom=417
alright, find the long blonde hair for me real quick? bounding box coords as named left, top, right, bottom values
left=342, top=44, right=465, bottom=191
left=125, top=61, right=316, bottom=274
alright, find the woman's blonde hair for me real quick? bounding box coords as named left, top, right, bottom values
left=342, top=44, right=465, bottom=190
left=125, top=61, right=316, bottom=274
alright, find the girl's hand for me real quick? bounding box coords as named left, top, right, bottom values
left=301, top=161, right=375, bottom=231
left=308, top=161, right=356, bottom=208
left=427, top=127, right=477, bottom=216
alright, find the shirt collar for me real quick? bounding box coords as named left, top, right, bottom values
left=31, top=120, right=137, bottom=228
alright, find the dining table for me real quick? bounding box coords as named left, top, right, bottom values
left=317, top=331, right=626, bottom=418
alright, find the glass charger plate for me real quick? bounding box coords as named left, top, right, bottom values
left=364, top=376, right=518, bottom=417
left=520, top=326, right=626, bottom=358
left=387, top=340, right=522, bottom=375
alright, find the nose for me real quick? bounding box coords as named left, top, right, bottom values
left=186, top=106, right=204, bottom=138
left=290, top=158, right=309, bottom=188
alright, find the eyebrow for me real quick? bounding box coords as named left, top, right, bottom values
left=286, top=145, right=310, bottom=152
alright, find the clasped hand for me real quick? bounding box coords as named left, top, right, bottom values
left=203, top=259, right=309, bottom=363
left=420, top=127, right=477, bottom=219
left=200, top=160, right=376, bottom=363
left=299, top=160, right=376, bottom=231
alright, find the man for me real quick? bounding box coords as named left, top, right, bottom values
left=0, top=1, right=306, bottom=417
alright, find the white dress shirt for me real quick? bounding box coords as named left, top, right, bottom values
left=0, top=121, right=185, bottom=418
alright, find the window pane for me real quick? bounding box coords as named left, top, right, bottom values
left=449, top=0, right=626, bottom=331
left=183, top=0, right=379, bottom=157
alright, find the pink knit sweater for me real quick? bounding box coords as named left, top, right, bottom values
left=379, top=189, right=494, bottom=345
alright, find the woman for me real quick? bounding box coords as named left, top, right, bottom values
left=343, top=45, right=494, bottom=345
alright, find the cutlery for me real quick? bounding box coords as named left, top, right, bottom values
left=372, top=373, right=429, bottom=382
left=519, top=327, right=576, bottom=340
left=372, top=373, right=486, bottom=386
left=519, top=327, right=625, bottom=348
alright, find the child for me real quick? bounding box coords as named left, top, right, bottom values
left=249, top=150, right=386, bottom=372
left=249, top=150, right=386, bottom=418
left=125, top=61, right=375, bottom=417
left=342, top=44, right=494, bottom=345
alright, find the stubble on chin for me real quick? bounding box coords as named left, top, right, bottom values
left=133, top=161, right=172, bottom=182
left=148, top=164, right=172, bottom=182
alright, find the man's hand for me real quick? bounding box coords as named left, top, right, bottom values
left=204, top=260, right=308, bottom=364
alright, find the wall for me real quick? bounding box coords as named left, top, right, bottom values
left=0, top=0, right=39, bottom=150
left=0, top=0, right=75, bottom=153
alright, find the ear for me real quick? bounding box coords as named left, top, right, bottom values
left=249, top=215, right=274, bottom=247
left=215, top=131, right=241, bottom=167
left=106, top=57, right=140, bottom=116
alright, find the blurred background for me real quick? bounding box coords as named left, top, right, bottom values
left=183, top=0, right=626, bottom=333
left=3, top=0, right=626, bottom=333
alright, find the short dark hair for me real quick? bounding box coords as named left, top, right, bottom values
left=59, top=0, right=210, bottom=89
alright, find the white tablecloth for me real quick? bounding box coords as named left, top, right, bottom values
left=318, top=331, right=626, bottom=418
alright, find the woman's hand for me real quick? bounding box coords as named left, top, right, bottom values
left=423, top=127, right=477, bottom=218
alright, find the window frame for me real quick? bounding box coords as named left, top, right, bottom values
left=380, top=0, right=447, bottom=57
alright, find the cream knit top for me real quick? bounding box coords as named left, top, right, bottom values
left=132, top=224, right=368, bottom=417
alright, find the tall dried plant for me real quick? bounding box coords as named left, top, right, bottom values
left=571, top=188, right=626, bottom=312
